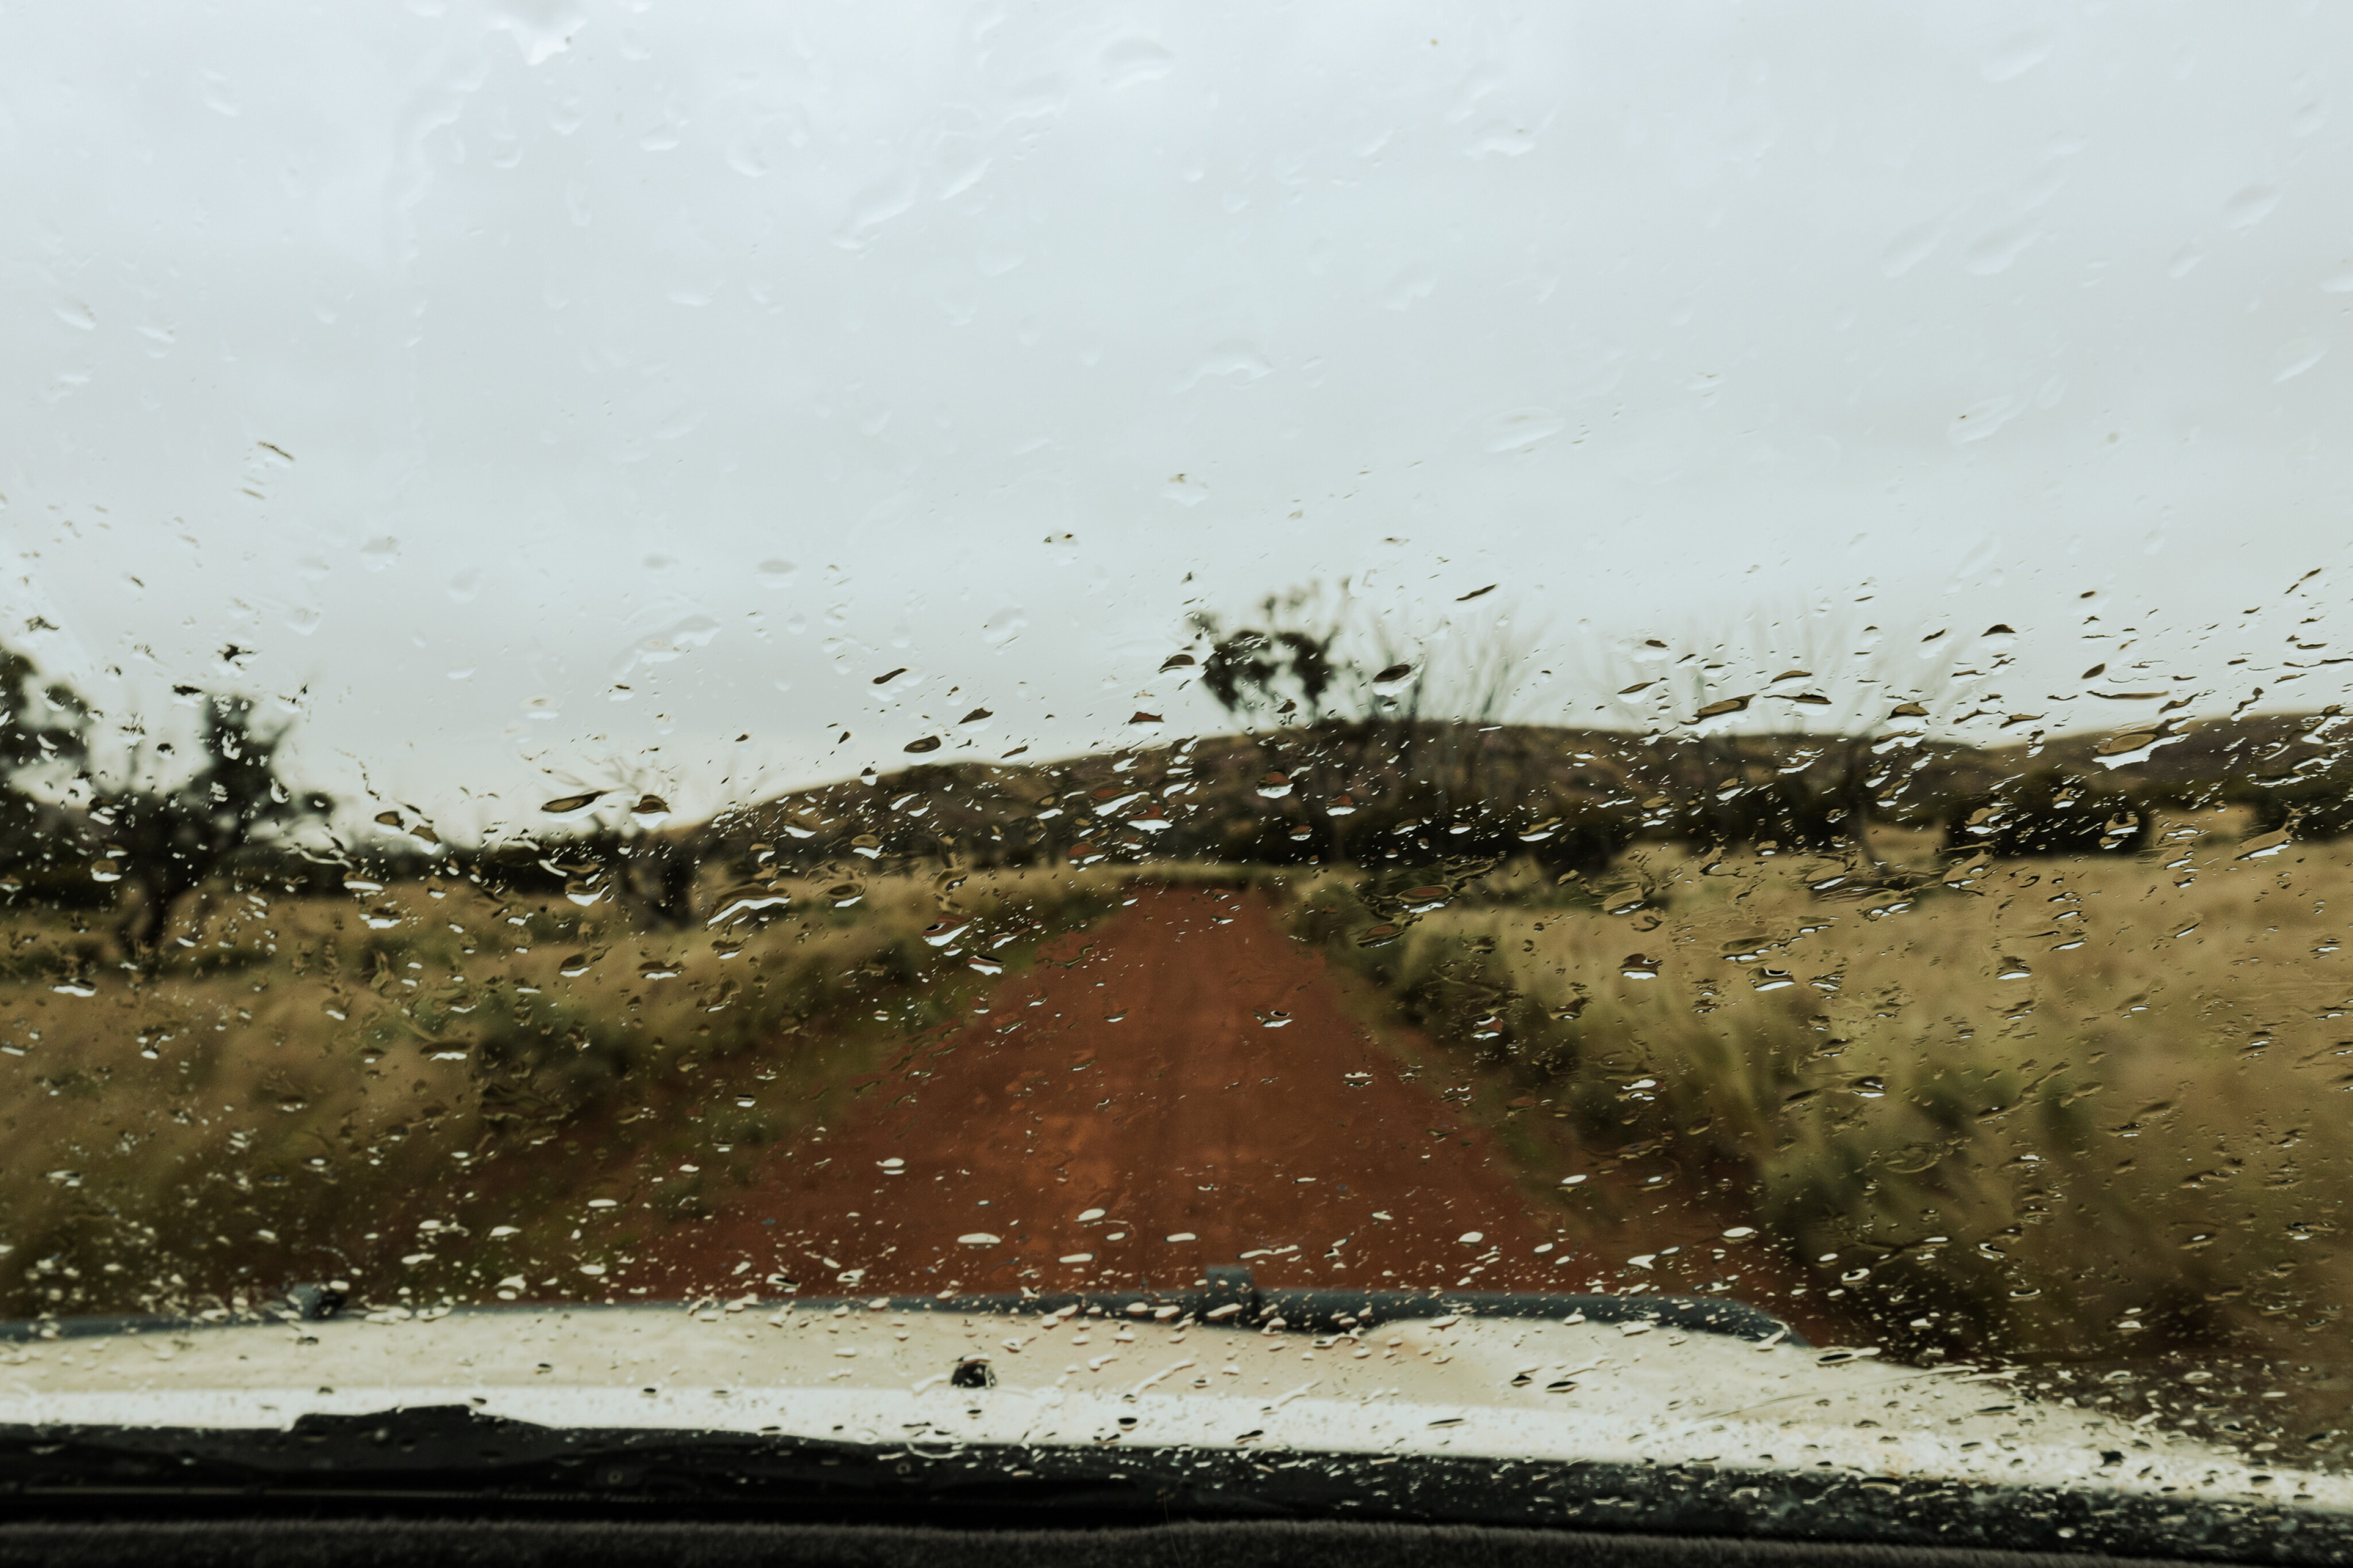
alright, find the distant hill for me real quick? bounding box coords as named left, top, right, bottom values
left=23, top=710, right=2333, bottom=932
left=657, top=710, right=2351, bottom=887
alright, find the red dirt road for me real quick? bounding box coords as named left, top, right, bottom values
left=634, top=887, right=1575, bottom=1296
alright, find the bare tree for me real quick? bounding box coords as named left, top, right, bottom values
left=102, top=694, right=331, bottom=955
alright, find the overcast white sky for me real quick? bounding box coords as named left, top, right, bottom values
left=5, top=0, right=2352, bottom=833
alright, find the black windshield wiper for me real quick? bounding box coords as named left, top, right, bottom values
left=3, top=1405, right=2348, bottom=1565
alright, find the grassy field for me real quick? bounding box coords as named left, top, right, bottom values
left=1294, top=808, right=2353, bottom=1378
left=0, top=865, right=1123, bottom=1319
left=5, top=810, right=2349, bottom=1417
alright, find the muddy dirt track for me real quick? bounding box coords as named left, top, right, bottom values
left=630, top=887, right=1588, bottom=1297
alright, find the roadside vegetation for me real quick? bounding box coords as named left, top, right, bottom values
left=3, top=605, right=2352, bottom=1407
left=0, top=866, right=1124, bottom=1320
left=1291, top=813, right=2353, bottom=1373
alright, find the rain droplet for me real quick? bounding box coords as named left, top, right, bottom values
left=1483, top=408, right=1565, bottom=453
left=541, top=791, right=603, bottom=817
left=2238, top=831, right=2290, bottom=862
left=1100, top=35, right=1175, bottom=89
left=2275, top=337, right=2328, bottom=384
left=982, top=607, right=1027, bottom=648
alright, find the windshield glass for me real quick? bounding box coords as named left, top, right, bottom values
left=5, top=1, right=2351, bottom=1551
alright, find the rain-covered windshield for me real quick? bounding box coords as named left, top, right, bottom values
left=4, top=1, right=2352, bottom=1546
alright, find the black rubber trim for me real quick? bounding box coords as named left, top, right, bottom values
left=0, top=1414, right=2340, bottom=1563
left=0, top=1518, right=2305, bottom=1568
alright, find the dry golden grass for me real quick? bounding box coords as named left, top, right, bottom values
left=0, top=863, right=1124, bottom=1318
left=1291, top=809, right=2353, bottom=1368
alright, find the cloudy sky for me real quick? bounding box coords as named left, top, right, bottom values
left=5, top=0, right=2352, bottom=833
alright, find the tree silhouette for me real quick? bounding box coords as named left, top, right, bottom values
left=1199, top=627, right=1341, bottom=724
left=0, top=646, right=97, bottom=902
left=103, top=694, right=330, bottom=955
left=0, top=646, right=89, bottom=777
